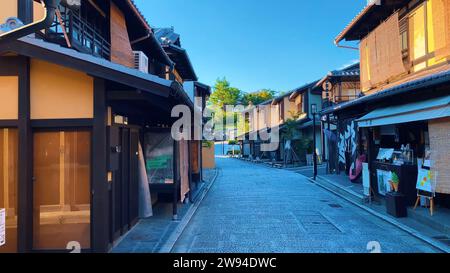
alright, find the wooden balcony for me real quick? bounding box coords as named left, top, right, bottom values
left=41, top=4, right=111, bottom=60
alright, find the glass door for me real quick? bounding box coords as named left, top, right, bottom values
left=0, top=128, right=18, bottom=253
left=33, top=129, right=91, bottom=250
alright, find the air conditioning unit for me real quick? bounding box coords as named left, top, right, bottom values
left=133, top=51, right=149, bottom=74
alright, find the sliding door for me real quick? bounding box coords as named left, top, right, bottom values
left=33, top=130, right=91, bottom=250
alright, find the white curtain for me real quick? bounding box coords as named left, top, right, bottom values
left=138, top=141, right=153, bottom=218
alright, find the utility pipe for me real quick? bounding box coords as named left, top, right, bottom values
left=0, top=0, right=61, bottom=42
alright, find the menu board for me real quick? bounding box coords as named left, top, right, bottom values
left=0, top=209, right=5, bottom=247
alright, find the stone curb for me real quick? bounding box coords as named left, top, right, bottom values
left=307, top=175, right=450, bottom=253
left=157, top=168, right=221, bottom=253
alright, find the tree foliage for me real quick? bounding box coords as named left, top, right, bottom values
left=241, top=89, right=276, bottom=105
left=209, top=78, right=242, bottom=109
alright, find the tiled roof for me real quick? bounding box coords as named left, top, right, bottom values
left=153, top=27, right=198, bottom=81
left=335, top=3, right=376, bottom=44
left=316, top=63, right=360, bottom=88
left=126, top=0, right=151, bottom=31
left=330, top=63, right=360, bottom=77
left=321, top=64, right=450, bottom=115
left=154, top=28, right=180, bottom=46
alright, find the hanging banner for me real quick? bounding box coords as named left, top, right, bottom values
left=0, top=208, right=5, bottom=247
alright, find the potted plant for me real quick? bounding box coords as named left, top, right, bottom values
left=389, top=172, right=400, bottom=192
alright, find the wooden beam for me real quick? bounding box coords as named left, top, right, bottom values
left=88, top=0, right=106, bottom=17
left=0, top=57, right=20, bottom=76
left=0, top=40, right=172, bottom=97
left=92, top=78, right=110, bottom=253
left=107, top=90, right=172, bottom=114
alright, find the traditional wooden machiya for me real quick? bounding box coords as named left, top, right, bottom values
left=326, top=0, right=450, bottom=211
left=239, top=82, right=323, bottom=166
left=0, top=0, right=208, bottom=253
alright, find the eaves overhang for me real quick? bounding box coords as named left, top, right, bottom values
left=0, top=36, right=176, bottom=97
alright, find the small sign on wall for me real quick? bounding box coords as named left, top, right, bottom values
left=0, top=208, right=5, bottom=247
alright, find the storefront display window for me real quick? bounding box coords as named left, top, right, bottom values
left=33, top=130, right=91, bottom=250
left=145, top=132, right=174, bottom=184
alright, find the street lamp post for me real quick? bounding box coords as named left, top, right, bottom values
left=311, top=104, right=318, bottom=181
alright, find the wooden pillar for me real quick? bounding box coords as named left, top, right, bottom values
left=336, top=118, right=341, bottom=175
left=17, top=56, right=32, bottom=253
left=172, top=139, right=179, bottom=220
left=199, top=140, right=203, bottom=182
left=366, top=128, right=376, bottom=198
left=92, top=78, right=109, bottom=253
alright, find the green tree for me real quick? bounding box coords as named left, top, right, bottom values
left=209, top=78, right=242, bottom=109
left=208, top=78, right=242, bottom=133
left=241, top=89, right=276, bottom=106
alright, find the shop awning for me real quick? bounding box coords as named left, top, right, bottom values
left=357, top=95, right=450, bottom=128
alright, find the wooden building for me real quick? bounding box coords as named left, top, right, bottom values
left=0, top=0, right=208, bottom=253
left=317, top=63, right=361, bottom=175
left=327, top=0, right=450, bottom=209
left=239, top=83, right=323, bottom=166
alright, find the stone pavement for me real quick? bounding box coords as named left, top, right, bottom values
left=112, top=169, right=217, bottom=253
left=171, top=157, right=440, bottom=253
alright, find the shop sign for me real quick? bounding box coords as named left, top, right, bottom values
left=0, top=208, right=5, bottom=247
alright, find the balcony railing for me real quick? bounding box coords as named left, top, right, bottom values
left=42, top=5, right=110, bottom=60
left=70, top=12, right=110, bottom=59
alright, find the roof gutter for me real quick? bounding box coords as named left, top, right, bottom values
left=165, top=44, right=198, bottom=81
left=0, top=0, right=61, bottom=42
left=335, top=43, right=359, bottom=50
left=131, top=30, right=174, bottom=70
left=171, top=81, right=194, bottom=109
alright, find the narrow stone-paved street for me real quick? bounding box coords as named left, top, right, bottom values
left=172, top=158, right=440, bottom=253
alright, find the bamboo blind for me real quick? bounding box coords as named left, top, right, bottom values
left=432, top=0, right=450, bottom=60
left=360, top=38, right=371, bottom=91
left=359, top=12, right=405, bottom=91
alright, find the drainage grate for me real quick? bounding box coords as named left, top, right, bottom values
left=328, top=203, right=343, bottom=208
left=294, top=213, right=342, bottom=234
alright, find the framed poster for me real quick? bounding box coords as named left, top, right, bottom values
left=0, top=208, right=5, bottom=247
left=376, top=170, right=391, bottom=196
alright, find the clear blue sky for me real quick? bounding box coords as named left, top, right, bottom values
left=135, top=0, right=365, bottom=93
